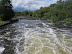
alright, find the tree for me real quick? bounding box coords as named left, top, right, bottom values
left=49, top=4, right=56, bottom=8
left=32, top=0, right=72, bottom=22
left=0, top=0, right=14, bottom=21
left=29, top=12, right=33, bottom=16
left=32, top=7, right=50, bottom=18
left=23, top=11, right=29, bottom=16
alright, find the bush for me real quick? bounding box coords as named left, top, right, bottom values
left=64, top=18, right=72, bottom=22
left=0, top=14, right=4, bottom=21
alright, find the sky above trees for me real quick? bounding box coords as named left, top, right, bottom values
left=12, top=0, right=58, bottom=12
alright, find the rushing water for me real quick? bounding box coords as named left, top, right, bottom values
left=0, top=19, right=72, bottom=54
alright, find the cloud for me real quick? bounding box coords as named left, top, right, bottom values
left=12, top=0, right=58, bottom=12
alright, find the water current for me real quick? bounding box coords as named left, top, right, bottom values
left=0, top=19, right=72, bottom=54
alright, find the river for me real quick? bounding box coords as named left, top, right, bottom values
left=0, top=19, right=72, bottom=54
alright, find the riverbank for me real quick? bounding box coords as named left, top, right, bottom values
left=0, top=18, right=19, bottom=27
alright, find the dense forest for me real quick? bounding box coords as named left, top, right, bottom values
left=15, top=0, right=72, bottom=22
left=32, top=0, right=72, bottom=22
left=0, top=0, right=14, bottom=21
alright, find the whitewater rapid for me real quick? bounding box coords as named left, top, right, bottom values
left=13, top=20, right=72, bottom=54
left=0, top=20, right=72, bottom=54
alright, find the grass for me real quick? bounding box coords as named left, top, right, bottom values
left=11, top=18, right=19, bottom=20
left=0, top=21, right=10, bottom=26
left=0, top=18, right=19, bottom=26
left=64, top=18, right=72, bottom=22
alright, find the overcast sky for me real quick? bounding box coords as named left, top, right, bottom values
left=12, top=0, right=58, bottom=12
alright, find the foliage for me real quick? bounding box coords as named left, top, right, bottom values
left=32, top=7, right=50, bottom=18
left=32, top=0, right=72, bottom=22
left=15, top=11, right=33, bottom=16
left=64, top=18, right=72, bottom=22
left=0, top=0, right=14, bottom=21
left=14, top=0, right=72, bottom=22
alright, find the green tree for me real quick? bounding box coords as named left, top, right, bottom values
left=49, top=4, right=56, bottom=8
left=23, top=11, right=29, bottom=16
left=29, top=12, right=33, bottom=16
left=32, top=0, right=72, bottom=22
left=0, top=0, right=14, bottom=21
left=32, top=7, right=50, bottom=18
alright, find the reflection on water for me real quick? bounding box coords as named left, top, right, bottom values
left=0, top=19, right=72, bottom=54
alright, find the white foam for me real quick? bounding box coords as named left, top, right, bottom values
left=0, top=47, right=5, bottom=54
left=14, top=21, right=72, bottom=54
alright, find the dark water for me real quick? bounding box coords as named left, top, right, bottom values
left=0, top=19, right=72, bottom=54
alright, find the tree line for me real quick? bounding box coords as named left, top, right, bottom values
left=14, top=0, right=72, bottom=22
left=32, top=0, right=72, bottom=22
left=15, top=11, right=33, bottom=16
left=0, top=0, right=14, bottom=21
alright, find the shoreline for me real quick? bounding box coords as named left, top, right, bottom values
left=0, top=19, right=19, bottom=28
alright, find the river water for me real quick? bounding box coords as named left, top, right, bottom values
left=0, top=19, right=72, bottom=54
